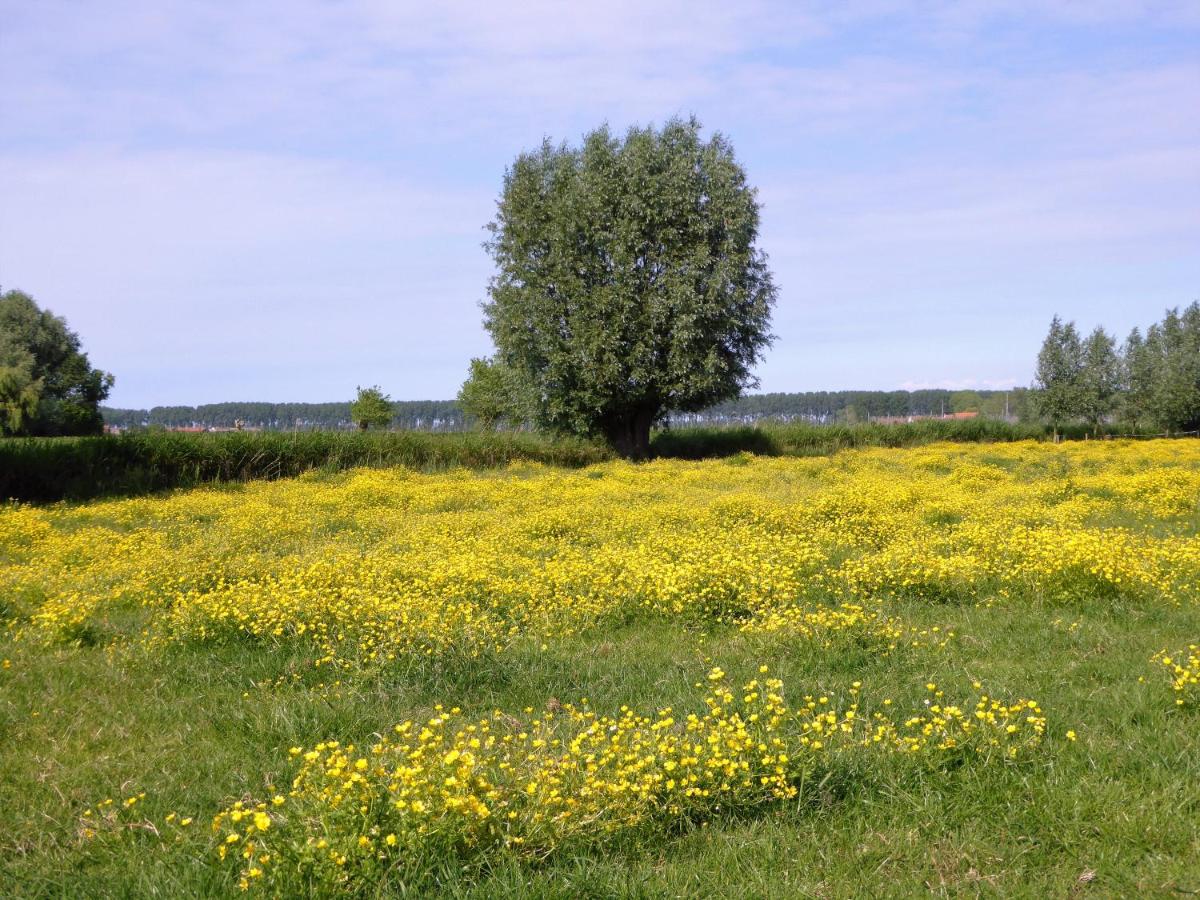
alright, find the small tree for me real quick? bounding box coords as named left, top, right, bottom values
left=1033, top=315, right=1085, bottom=441
left=457, top=357, right=529, bottom=430
left=350, top=385, right=393, bottom=431
left=483, top=117, right=776, bottom=459
left=1080, top=326, right=1120, bottom=434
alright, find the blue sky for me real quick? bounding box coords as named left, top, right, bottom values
left=1, top=1, right=1197, bottom=408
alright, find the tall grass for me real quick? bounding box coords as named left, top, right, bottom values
left=0, top=431, right=612, bottom=503
left=649, top=418, right=1143, bottom=459
left=1, top=419, right=1162, bottom=503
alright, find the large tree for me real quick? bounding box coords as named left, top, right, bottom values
left=0, top=289, right=113, bottom=436
left=482, top=118, right=776, bottom=458
left=1033, top=315, right=1084, bottom=440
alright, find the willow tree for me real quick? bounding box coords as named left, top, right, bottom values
left=349, top=385, right=393, bottom=431
left=457, top=357, right=530, bottom=430
left=482, top=118, right=776, bottom=459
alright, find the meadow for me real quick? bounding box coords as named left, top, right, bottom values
left=0, top=418, right=1140, bottom=503
left=1, top=440, right=1198, bottom=896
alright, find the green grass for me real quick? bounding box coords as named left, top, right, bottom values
left=2, top=444, right=1198, bottom=896
left=2, top=594, right=1197, bottom=896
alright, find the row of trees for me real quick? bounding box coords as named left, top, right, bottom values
left=101, top=399, right=467, bottom=431
left=1034, top=303, right=1200, bottom=437
left=1, top=289, right=114, bottom=436
left=668, top=387, right=1031, bottom=423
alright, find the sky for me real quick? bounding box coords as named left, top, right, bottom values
left=1, top=1, right=1197, bottom=409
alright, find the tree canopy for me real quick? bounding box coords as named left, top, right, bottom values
left=482, top=117, right=776, bottom=458
left=0, top=289, right=113, bottom=436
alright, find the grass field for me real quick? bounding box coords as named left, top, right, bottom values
left=2, top=440, right=1198, bottom=896
left=0, top=418, right=1144, bottom=503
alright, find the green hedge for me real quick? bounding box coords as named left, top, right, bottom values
left=650, top=419, right=1153, bottom=459
left=0, top=431, right=612, bottom=503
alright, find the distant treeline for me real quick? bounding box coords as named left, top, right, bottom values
left=103, top=389, right=1030, bottom=431
left=101, top=401, right=465, bottom=431
left=668, top=388, right=1032, bottom=424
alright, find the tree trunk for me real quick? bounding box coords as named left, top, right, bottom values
left=604, top=408, right=655, bottom=460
